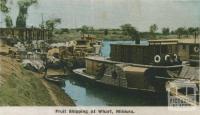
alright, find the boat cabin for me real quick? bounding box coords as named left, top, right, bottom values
left=177, top=39, right=200, bottom=61
left=76, top=34, right=97, bottom=49
left=74, top=35, right=102, bottom=56
left=110, top=39, right=179, bottom=65
left=110, top=39, right=199, bottom=65
left=76, top=39, right=91, bottom=48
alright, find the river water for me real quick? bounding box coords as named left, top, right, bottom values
left=62, top=76, right=166, bottom=106
left=62, top=41, right=167, bottom=106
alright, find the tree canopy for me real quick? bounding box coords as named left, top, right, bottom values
left=5, top=15, right=13, bottom=27
left=44, top=18, right=61, bottom=38
left=162, top=27, right=170, bottom=35
left=175, top=27, right=186, bottom=38
left=16, top=0, right=38, bottom=28
left=45, top=18, right=61, bottom=31
left=120, top=24, right=140, bottom=43
left=149, top=24, right=158, bottom=33
left=0, top=0, right=9, bottom=13
left=120, top=24, right=138, bottom=37
left=0, top=0, right=13, bottom=28
left=80, top=25, right=89, bottom=34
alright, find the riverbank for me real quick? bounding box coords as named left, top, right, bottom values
left=0, top=50, right=75, bottom=106
left=52, top=30, right=195, bottom=42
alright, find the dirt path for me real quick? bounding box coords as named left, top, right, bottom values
left=40, top=78, right=61, bottom=106
left=35, top=72, right=75, bottom=106
left=33, top=71, right=62, bottom=106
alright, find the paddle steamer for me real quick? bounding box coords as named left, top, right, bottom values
left=74, top=39, right=199, bottom=92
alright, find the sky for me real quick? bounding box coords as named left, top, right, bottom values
left=0, top=0, right=200, bottom=31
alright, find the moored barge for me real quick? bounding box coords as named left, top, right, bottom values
left=73, top=39, right=197, bottom=92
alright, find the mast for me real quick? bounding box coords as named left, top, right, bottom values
left=41, top=13, right=44, bottom=28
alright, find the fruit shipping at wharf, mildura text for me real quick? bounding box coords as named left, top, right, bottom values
left=55, top=108, right=135, bottom=114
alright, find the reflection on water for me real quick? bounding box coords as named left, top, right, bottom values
left=62, top=76, right=167, bottom=106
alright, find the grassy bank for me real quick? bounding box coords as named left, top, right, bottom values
left=0, top=56, right=75, bottom=106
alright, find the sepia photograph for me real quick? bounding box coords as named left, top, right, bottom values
left=0, top=0, right=199, bottom=114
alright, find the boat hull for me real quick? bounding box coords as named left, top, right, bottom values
left=73, top=68, right=158, bottom=93
left=73, top=55, right=185, bottom=92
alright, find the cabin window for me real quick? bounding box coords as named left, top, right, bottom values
left=98, top=42, right=101, bottom=45
left=178, top=87, right=187, bottom=95
left=183, top=45, right=186, bottom=50
left=187, top=87, right=195, bottom=95
left=77, top=41, right=87, bottom=45
left=178, top=87, right=195, bottom=95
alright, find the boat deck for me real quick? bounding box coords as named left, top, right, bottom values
left=73, top=68, right=155, bottom=92
left=86, top=56, right=185, bottom=69
left=46, top=68, right=65, bottom=76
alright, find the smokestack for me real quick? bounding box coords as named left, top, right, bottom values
left=194, top=31, right=197, bottom=44
left=135, top=32, right=140, bottom=44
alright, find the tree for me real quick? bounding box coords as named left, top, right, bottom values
left=0, top=0, right=9, bottom=13
left=162, top=27, right=170, bottom=35
left=45, top=18, right=61, bottom=37
left=61, top=28, right=69, bottom=33
left=184, top=28, right=189, bottom=37
left=0, top=0, right=13, bottom=27
left=193, top=27, right=200, bottom=39
left=188, top=27, right=197, bottom=35
left=175, top=27, right=185, bottom=38
left=195, top=27, right=200, bottom=34
left=121, top=24, right=134, bottom=35
left=104, top=29, right=108, bottom=35
left=170, top=30, right=175, bottom=35
left=5, top=15, right=12, bottom=27
left=16, top=0, right=37, bottom=28
left=89, top=26, right=94, bottom=34
left=150, top=24, right=158, bottom=34
left=120, top=24, right=138, bottom=37
left=45, top=18, right=61, bottom=31
left=16, top=13, right=26, bottom=27
left=80, top=25, right=89, bottom=34
left=120, top=24, right=140, bottom=43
